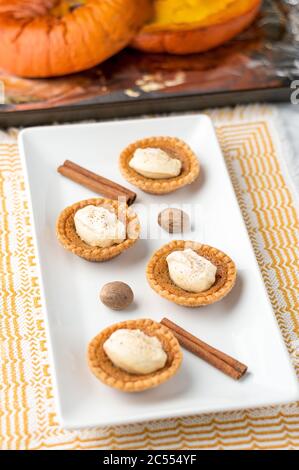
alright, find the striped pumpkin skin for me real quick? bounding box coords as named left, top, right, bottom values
left=0, top=0, right=152, bottom=77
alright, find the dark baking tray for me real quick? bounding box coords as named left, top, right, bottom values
left=0, top=87, right=290, bottom=128
left=0, top=0, right=297, bottom=127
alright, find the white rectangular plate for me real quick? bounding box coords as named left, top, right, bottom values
left=19, top=115, right=299, bottom=429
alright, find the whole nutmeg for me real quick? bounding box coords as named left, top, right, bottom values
left=100, top=281, right=134, bottom=311
left=158, top=208, right=190, bottom=233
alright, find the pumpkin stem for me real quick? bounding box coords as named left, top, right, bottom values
left=51, top=0, right=85, bottom=17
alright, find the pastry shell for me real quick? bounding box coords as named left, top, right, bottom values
left=146, top=241, right=236, bottom=307
left=87, top=319, right=183, bottom=392
left=56, top=198, right=140, bottom=262
left=119, top=136, right=200, bottom=194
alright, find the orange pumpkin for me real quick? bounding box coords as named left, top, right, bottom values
left=132, top=0, right=262, bottom=55
left=0, top=0, right=152, bottom=77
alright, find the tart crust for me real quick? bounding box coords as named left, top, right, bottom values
left=146, top=240, right=236, bottom=307
left=56, top=198, right=140, bottom=262
left=87, top=319, right=183, bottom=392
left=119, top=136, right=200, bottom=194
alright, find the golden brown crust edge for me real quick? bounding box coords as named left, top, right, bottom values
left=87, top=319, right=183, bottom=392
left=146, top=240, right=237, bottom=307
left=119, top=136, right=200, bottom=195
left=56, top=198, right=140, bottom=262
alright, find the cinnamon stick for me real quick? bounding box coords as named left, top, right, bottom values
left=57, top=160, right=136, bottom=205
left=161, top=318, right=248, bottom=380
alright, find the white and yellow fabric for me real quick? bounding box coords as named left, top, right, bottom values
left=0, top=105, right=299, bottom=449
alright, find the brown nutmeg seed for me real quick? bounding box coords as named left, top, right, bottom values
left=158, top=208, right=190, bottom=233
left=100, top=282, right=134, bottom=310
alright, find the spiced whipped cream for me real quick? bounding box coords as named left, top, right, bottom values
left=166, top=248, right=217, bottom=293
left=74, top=205, right=126, bottom=248
left=129, top=147, right=182, bottom=179
left=103, top=329, right=167, bottom=375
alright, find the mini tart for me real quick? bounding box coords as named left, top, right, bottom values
left=119, top=136, right=200, bottom=195
left=87, top=319, right=182, bottom=392
left=56, top=198, right=140, bottom=262
left=146, top=241, right=236, bottom=307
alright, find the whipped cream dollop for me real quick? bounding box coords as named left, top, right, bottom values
left=103, top=329, right=167, bottom=375
left=74, top=205, right=126, bottom=248
left=166, top=248, right=217, bottom=293
left=129, top=147, right=182, bottom=179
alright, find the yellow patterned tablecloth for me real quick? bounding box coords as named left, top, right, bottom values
left=1, top=105, right=299, bottom=450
